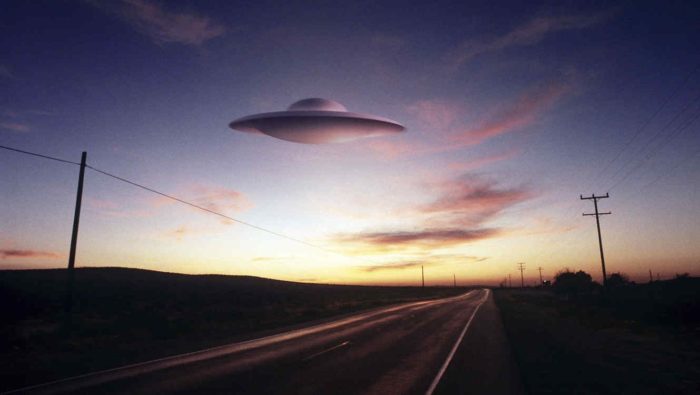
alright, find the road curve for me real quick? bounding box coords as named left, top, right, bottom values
left=8, top=289, right=520, bottom=395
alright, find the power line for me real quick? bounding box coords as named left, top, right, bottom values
left=0, top=143, right=341, bottom=257
left=0, top=144, right=81, bottom=166
left=85, top=165, right=339, bottom=255
left=609, top=103, right=700, bottom=191
left=593, top=64, right=700, bottom=184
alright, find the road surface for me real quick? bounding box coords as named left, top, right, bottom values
left=8, top=289, right=523, bottom=395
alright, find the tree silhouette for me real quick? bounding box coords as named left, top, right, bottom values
left=607, top=272, right=632, bottom=288
left=553, top=269, right=595, bottom=298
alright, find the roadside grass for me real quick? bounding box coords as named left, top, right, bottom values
left=494, top=283, right=700, bottom=394
left=0, top=267, right=469, bottom=391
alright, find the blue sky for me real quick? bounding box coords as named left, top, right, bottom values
left=2, top=0, right=699, bottom=284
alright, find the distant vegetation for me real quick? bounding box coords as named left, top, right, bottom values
left=494, top=272, right=700, bottom=394
left=0, top=267, right=468, bottom=391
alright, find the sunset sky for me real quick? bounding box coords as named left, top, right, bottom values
left=2, top=1, right=699, bottom=285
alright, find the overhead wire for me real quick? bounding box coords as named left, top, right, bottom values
left=592, top=63, right=700, bottom=188
left=0, top=144, right=347, bottom=258
left=608, top=96, right=700, bottom=191
left=0, top=144, right=81, bottom=166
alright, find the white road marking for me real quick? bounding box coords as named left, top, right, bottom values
left=302, top=341, right=351, bottom=361
left=425, top=288, right=490, bottom=395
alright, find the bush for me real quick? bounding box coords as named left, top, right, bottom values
left=553, top=269, right=595, bottom=298
left=607, top=272, right=632, bottom=288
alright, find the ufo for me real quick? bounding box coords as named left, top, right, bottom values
left=229, top=98, right=405, bottom=144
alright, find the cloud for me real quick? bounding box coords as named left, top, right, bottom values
left=155, top=184, right=252, bottom=216
left=164, top=225, right=190, bottom=240
left=330, top=174, right=530, bottom=254
left=187, top=184, right=252, bottom=214
left=96, top=0, right=226, bottom=46
left=407, top=99, right=461, bottom=131
left=0, top=122, right=30, bottom=132
left=85, top=197, right=154, bottom=219
left=1, top=249, right=60, bottom=259
left=356, top=254, right=489, bottom=272
left=454, top=81, right=570, bottom=145
left=448, top=149, right=521, bottom=172
left=448, top=12, right=611, bottom=69
left=421, top=174, right=534, bottom=226
left=358, top=261, right=426, bottom=273
left=336, top=228, right=500, bottom=250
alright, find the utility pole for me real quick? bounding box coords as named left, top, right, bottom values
left=421, top=266, right=424, bottom=288
left=538, top=267, right=544, bottom=285
left=649, top=269, right=653, bottom=283
left=65, top=151, right=87, bottom=318
left=517, top=262, right=526, bottom=288
left=453, top=273, right=456, bottom=288
left=581, top=193, right=611, bottom=287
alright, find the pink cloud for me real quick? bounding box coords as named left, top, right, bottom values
left=407, top=99, right=461, bottom=131
left=85, top=197, right=153, bottom=219
left=448, top=12, right=612, bottom=69
left=421, top=174, right=534, bottom=226
left=454, top=81, right=570, bottom=145
left=96, top=0, right=226, bottom=46
left=1, top=249, right=60, bottom=259
left=154, top=184, right=252, bottom=218
left=336, top=228, right=500, bottom=249
left=448, top=149, right=521, bottom=172
left=0, top=122, right=30, bottom=132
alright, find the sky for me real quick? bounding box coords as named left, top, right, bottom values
left=1, top=0, right=699, bottom=286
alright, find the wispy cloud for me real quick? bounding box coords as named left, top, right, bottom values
left=448, top=12, right=612, bottom=69
left=330, top=173, right=531, bottom=254
left=94, top=0, right=226, bottom=46
left=356, top=254, right=489, bottom=272
left=336, top=228, right=500, bottom=251
left=421, top=174, right=534, bottom=227
left=407, top=99, right=461, bottom=131
left=0, top=122, right=30, bottom=132
left=155, top=184, right=252, bottom=216
left=85, top=197, right=153, bottom=218
left=448, top=149, right=521, bottom=172
left=1, top=249, right=60, bottom=259
left=164, top=225, right=190, bottom=240
left=454, top=81, right=570, bottom=145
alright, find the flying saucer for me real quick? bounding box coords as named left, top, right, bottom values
left=229, top=98, right=405, bottom=144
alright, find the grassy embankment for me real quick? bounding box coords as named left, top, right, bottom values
left=494, top=278, right=700, bottom=394
left=1, top=267, right=469, bottom=391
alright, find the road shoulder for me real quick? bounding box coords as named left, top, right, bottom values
left=434, top=289, right=525, bottom=395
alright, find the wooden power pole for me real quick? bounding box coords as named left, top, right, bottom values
left=517, top=262, right=526, bottom=288
left=65, top=151, right=87, bottom=317
left=581, top=193, right=611, bottom=287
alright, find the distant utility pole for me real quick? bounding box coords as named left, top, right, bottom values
left=453, top=274, right=456, bottom=288
left=581, top=193, right=611, bottom=287
left=649, top=269, right=653, bottom=283
left=517, top=262, right=526, bottom=288
left=421, top=266, right=424, bottom=288
left=508, top=274, right=512, bottom=288
left=65, top=151, right=87, bottom=317
left=538, top=267, right=544, bottom=285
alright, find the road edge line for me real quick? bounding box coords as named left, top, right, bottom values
left=425, top=288, right=490, bottom=395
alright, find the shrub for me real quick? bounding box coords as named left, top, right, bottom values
left=553, top=269, right=595, bottom=298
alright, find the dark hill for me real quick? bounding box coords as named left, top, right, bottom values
left=1, top=267, right=468, bottom=390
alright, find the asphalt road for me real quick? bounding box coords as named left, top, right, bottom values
left=9, top=289, right=523, bottom=395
